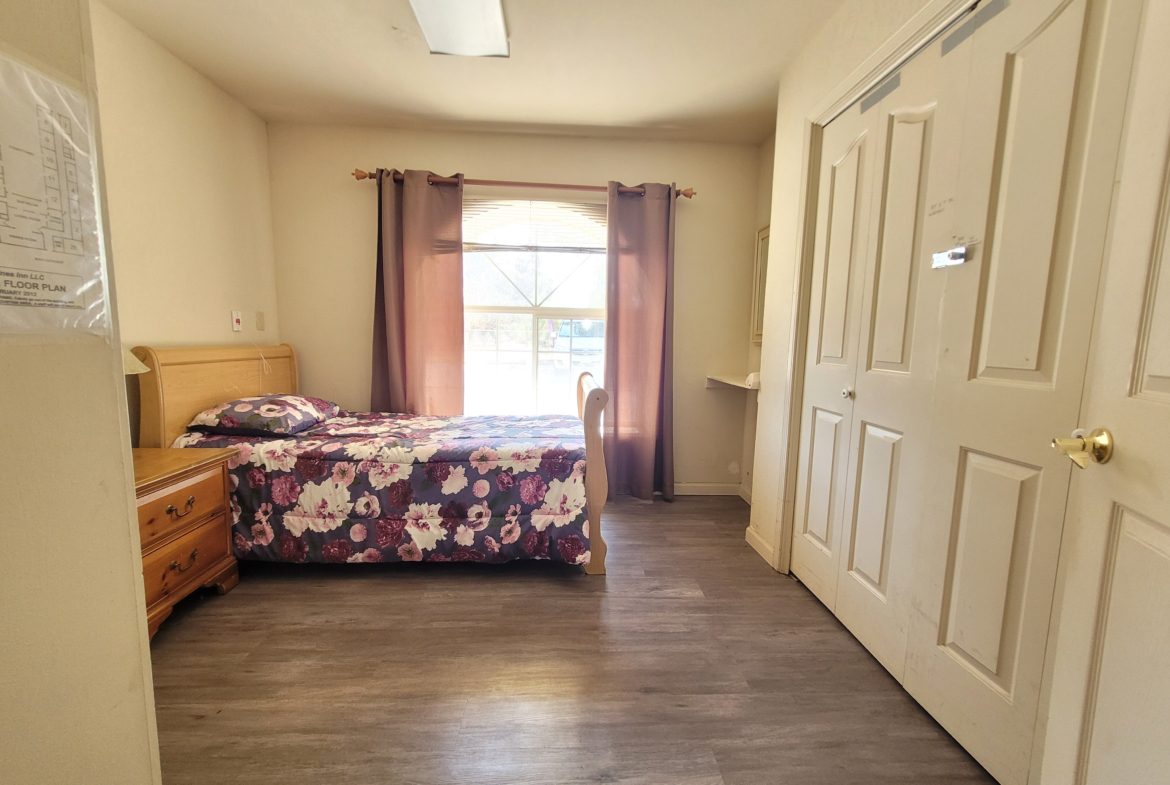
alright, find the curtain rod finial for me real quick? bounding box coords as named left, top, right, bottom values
left=352, top=168, right=372, bottom=181
left=677, top=187, right=696, bottom=199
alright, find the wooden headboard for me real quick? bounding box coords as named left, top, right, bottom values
left=132, top=344, right=299, bottom=447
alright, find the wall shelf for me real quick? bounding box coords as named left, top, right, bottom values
left=706, top=373, right=760, bottom=391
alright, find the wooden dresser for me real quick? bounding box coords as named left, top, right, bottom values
left=132, top=448, right=239, bottom=637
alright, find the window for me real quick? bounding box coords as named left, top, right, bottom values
left=463, top=198, right=606, bottom=415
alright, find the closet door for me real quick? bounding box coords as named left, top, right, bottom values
left=901, top=0, right=1130, bottom=782
left=830, top=41, right=959, bottom=679
left=793, top=31, right=968, bottom=676
left=789, top=104, right=875, bottom=609
left=1037, top=3, right=1170, bottom=780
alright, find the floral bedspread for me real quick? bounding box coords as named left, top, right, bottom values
left=174, top=412, right=592, bottom=566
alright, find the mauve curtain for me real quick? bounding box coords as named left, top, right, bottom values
left=604, top=181, right=675, bottom=500
left=371, top=169, right=465, bottom=415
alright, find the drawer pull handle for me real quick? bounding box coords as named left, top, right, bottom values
left=165, top=495, right=196, bottom=519
left=169, top=548, right=199, bottom=574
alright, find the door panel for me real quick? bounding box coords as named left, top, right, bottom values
left=794, top=13, right=956, bottom=677
left=1078, top=507, right=1170, bottom=785
left=791, top=105, right=874, bottom=609
left=846, top=422, right=901, bottom=594
left=832, top=40, right=954, bottom=680
left=868, top=111, right=931, bottom=373
left=1033, top=1, right=1165, bottom=782
left=974, top=2, right=1084, bottom=383
left=940, top=449, right=1040, bottom=684
left=1133, top=178, right=1170, bottom=400
left=903, top=0, right=1133, bottom=782
left=803, top=407, right=844, bottom=549
left=819, top=141, right=864, bottom=366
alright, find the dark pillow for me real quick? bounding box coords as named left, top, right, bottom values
left=187, top=394, right=340, bottom=437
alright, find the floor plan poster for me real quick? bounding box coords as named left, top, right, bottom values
left=0, top=51, right=108, bottom=334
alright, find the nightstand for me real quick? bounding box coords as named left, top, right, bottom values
left=132, top=448, right=239, bottom=637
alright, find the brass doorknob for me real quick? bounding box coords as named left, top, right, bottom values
left=1052, top=427, right=1113, bottom=469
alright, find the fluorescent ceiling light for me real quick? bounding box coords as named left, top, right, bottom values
left=408, top=0, right=509, bottom=57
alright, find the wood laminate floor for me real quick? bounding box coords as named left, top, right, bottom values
left=151, top=496, right=995, bottom=785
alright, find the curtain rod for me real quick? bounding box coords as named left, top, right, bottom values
left=351, top=169, right=696, bottom=199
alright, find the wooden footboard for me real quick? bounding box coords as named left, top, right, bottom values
left=576, top=372, right=608, bottom=575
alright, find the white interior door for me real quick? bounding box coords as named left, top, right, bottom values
left=1035, top=2, right=1168, bottom=783
left=789, top=103, right=874, bottom=609
left=901, top=0, right=1138, bottom=783
left=830, top=43, right=958, bottom=679
left=792, top=4, right=977, bottom=681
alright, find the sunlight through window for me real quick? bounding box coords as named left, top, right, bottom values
left=463, top=199, right=606, bottom=415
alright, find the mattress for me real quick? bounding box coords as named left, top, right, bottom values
left=174, top=411, right=592, bottom=566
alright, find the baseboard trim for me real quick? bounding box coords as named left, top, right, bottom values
left=745, top=525, right=781, bottom=571
left=674, top=482, right=742, bottom=496
left=738, top=484, right=752, bottom=504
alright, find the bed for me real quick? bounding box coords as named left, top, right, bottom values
left=132, top=344, right=608, bottom=574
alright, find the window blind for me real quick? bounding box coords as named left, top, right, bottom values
left=463, top=199, right=606, bottom=252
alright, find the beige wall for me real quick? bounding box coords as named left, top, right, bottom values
left=90, top=1, right=279, bottom=346
left=749, top=0, right=932, bottom=561
left=740, top=132, right=775, bottom=501
left=0, top=1, right=160, bottom=782
left=268, top=124, right=761, bottom=489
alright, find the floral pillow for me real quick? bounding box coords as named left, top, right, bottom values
left=188, top=394, right=340, bottom=437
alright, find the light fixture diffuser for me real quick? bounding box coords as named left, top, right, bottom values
left=408, top=0, right=509, bottom=57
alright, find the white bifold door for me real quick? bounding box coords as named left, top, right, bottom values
left=790, top=0, right=1144, bottom=783
left=1036, top=2, right=1170, bottom=782
left=790, top=19, right=957, bottom=679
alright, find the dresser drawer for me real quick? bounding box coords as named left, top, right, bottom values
left=142, top=512, right=231, bottom=609
left=138, top=466, right=226, bottom=548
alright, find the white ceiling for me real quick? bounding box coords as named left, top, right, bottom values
left=99, top=0, right=845, bottom=144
